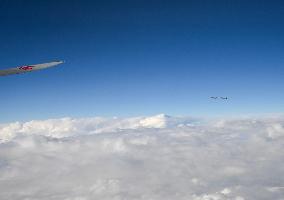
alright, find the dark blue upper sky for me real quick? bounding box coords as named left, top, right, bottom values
left=1, top=0, right=284, bottom=122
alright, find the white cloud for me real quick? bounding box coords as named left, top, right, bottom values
left=0, top=114, right=284, bottom=199
left=267, top=123, right=284, bottom=139
left=139, top=114, right=168, bottom=128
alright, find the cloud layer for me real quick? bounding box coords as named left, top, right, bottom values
left=0, top=114, right=284, bottom=200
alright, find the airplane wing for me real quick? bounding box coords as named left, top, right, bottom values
left=0, top=61, right=64, bottom=76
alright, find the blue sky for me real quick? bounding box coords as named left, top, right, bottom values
left=0, top=0, right=284, bottom=122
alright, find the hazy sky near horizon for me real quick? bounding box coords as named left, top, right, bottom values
left=0, top=0, right=284, bottom=122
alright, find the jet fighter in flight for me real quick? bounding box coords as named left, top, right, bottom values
left=0, top=61, right=64, bottom=76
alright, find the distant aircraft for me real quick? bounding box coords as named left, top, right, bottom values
left=210, top=97, right=228, bottom=100
left=0, top=60, right=64, bottom=76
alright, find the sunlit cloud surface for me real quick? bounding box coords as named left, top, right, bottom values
left=0, top=114, right=284, bottom=200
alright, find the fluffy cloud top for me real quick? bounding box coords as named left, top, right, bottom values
left=0, top=114, right=284, bottom=200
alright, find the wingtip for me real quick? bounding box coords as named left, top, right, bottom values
left=54, top=60, right=65, bottom=64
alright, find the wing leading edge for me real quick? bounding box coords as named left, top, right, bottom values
left=0, top=61, right=64, bottom=76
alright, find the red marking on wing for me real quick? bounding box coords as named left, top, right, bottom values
left=19, top=66, right=33, bottom=71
